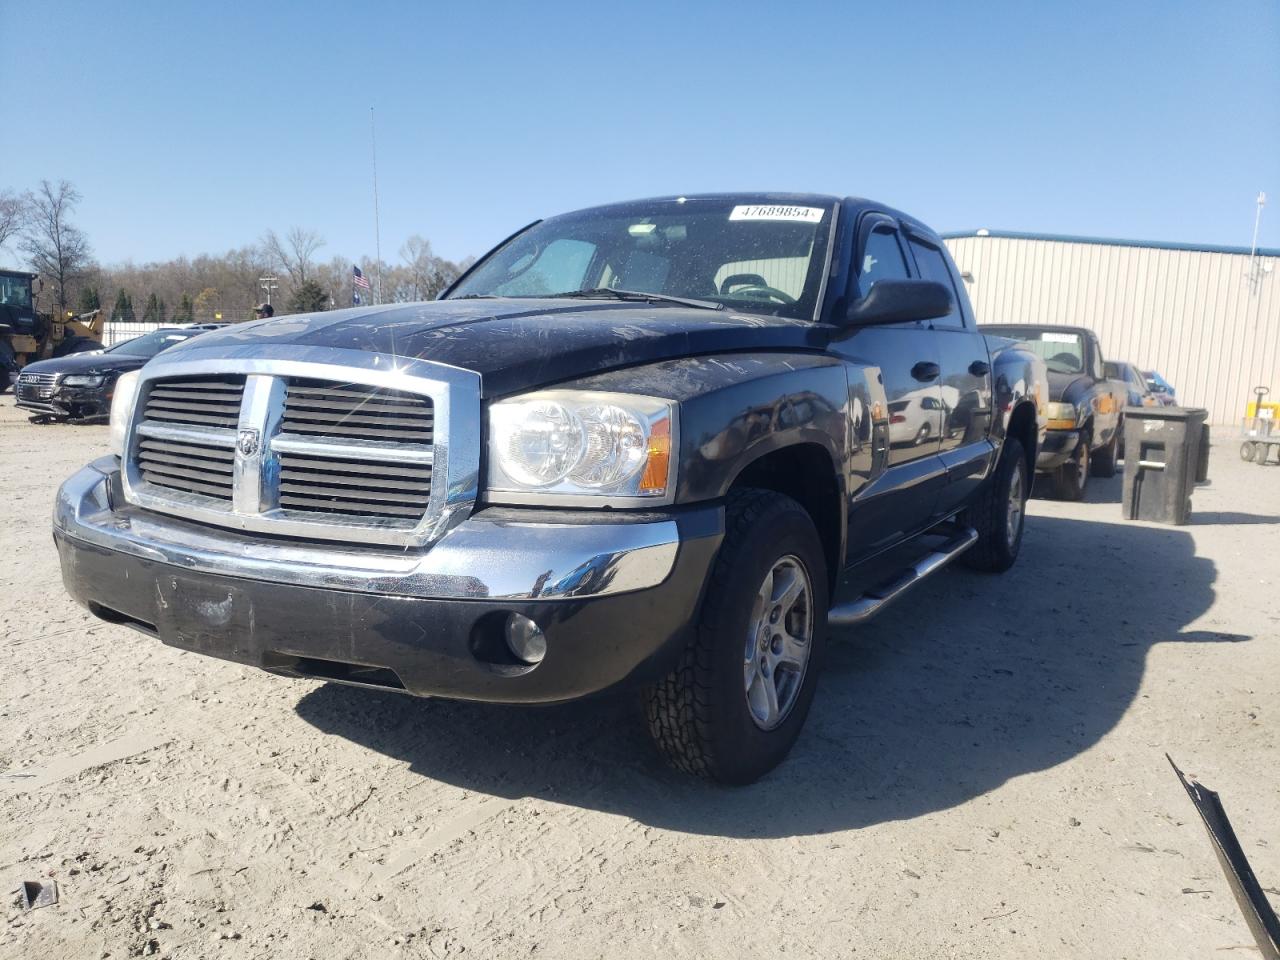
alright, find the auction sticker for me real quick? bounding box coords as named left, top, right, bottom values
left=730, top=205, right=825, bottom=223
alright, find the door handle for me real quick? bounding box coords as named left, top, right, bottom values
left=969, top=360, right=990, bottom=376
left=910, top=361, right=940, bottom=382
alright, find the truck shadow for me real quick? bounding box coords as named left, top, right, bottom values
left=294, top=515, right=1243, bottom=839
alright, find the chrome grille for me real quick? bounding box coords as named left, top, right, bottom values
left=143, top=376, right=245, bottom=429
left=17, top=372, right=58, bottom=400
left=120, top=353, right=476, bottom=548
left=137, top=437, right=234, bottom=502
left=278, top=452, right=432, bottom=518
left=283, top=381, right=434, bottom=441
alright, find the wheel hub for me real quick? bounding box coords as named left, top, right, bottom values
left=743, top=555, right=814, bottom=731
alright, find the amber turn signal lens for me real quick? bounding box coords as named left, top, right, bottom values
left=639, top=418, right=671, bottom=493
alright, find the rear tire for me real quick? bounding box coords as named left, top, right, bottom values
left=1051, top=436, right=1090, bottom=501
left=644, top=488, right=828, bottom=784
left=1091, top=426, right=1118, bottom=478
left=1241, top=441, right=1256, bottom=462
left=960, top=435, right=1028, bottom=573
left=0, top=340, right=15, bottom=394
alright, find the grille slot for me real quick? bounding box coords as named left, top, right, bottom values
left=283, top=381, right=433, bottom=442
left=137, top=437, right=234, bottom=502
left=143, top=376, right=245, bottom=429
left=277, top=453, right=432, bottom=522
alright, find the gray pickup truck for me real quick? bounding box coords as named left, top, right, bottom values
left=54, top=193, right=1046, bottom=783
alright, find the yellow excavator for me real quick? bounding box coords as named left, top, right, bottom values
left=0, top=269, right=104, bottom=393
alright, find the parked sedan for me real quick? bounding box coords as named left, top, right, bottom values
left=14, top=325, right=224, bottom=420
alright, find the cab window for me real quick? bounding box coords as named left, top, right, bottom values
left=907, top=238, right=965, bottom=328
left=857, top=227, right=910, bottom=298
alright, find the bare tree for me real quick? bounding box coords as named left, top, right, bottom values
left=262, top=227, right=325, bottom=287
left=20, top=180, right=92, bottom=315
left=0, top=189, right=27, bottom=256
left=399, top=234, right=463, bottom=301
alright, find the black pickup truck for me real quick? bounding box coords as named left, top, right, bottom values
left=983, top=324, right=1126, bottom=500
left=54, top=194, right=1046, bottom=783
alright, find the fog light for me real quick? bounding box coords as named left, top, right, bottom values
left=504, top=614, right=547, bottom=665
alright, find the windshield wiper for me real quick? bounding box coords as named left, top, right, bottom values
left=546, top=288, right=723, bottom=311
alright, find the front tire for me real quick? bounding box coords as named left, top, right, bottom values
left=1051, top=435, right=1090, bottom=500
left=960, top=435, right=1028, bottom=573
left=644, top=488, right=829, bottom=784
left=1092, top=423, right=1119, bottom=477
left=1241, top=441, right=1256, bottom=462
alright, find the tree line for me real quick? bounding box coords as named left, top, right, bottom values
left=0, top=180, right=474, bottom=325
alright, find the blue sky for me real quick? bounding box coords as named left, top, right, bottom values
left=3, top=0, right=1277, bottom=266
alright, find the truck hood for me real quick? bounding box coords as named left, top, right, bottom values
left=173, top=299, right=832, bottom=397
left=1046, top=369, right=1089, bottom=403
left=20, top=351, right=140, bottom=377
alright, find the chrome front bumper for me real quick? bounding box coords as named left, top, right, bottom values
left=56, top=458, right=686, bottom=601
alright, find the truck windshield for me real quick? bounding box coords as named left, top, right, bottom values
left=997, top=328, right=1086, bottom=375
left=0, top=275, right=33, bottom=309
left=447, top=199, right=836, bottom=321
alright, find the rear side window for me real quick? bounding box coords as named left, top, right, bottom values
left=908, top=238, right=965, bottom=328
left=857, top=227, right=911, bottom=298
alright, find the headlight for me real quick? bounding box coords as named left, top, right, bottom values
left=109, top=370, right=142, bottom=457
left=487, top=390, right=676, bottom=504
left=61, top=374, right=105, bottom=387
left=1045, top=401, right=1078, bottom=429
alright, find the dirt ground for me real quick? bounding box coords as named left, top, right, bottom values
left=2, top=400, right=1277, bottom=959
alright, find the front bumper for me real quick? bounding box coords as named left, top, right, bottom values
left=15, top=383, right=110, bottom=418
left=1035, top=427, right=1081, bottom=471
left=54, top=459, right=723, bottom=703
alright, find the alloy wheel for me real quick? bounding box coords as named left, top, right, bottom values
left=743, top=556, right=814, bottom=731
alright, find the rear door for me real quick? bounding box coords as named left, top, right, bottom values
left=831, top=214, right=944, bottom=554
left=905, top=231, right=996, bottom=514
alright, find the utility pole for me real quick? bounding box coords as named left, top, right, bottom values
left=258, top=275, right=278, bottom=307
left=371, top=107, right=383, bottom=306
left=1247, top=192, right=1268, bottom=296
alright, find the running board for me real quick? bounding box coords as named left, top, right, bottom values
left=827, top=526, right=979, bottom=627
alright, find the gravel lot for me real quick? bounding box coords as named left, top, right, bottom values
left=3, top=401, right=1277, bottom=959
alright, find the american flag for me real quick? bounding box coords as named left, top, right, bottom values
left=352, top=265, right=371, bottom=290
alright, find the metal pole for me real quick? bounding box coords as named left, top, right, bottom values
left=371, top=107, right=383, bottom=305
left=1247, top=192, right=1267, bottom=295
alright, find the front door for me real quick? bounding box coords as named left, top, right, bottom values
left=832, top=215, right=945, bottom=557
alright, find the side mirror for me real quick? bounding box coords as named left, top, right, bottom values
left=843, top=279, right=952, bottom=328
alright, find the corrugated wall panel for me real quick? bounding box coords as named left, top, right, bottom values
left=946, top=236, right=1279, bottom=423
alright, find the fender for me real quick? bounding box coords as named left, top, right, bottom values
left=988, top=338, right=1049, bottom=458
left=546, top=351, right=855, bottom=499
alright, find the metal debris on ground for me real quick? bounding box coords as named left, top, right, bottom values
left=1168, top=755, right=1280, bottom=960
left=20, top=879, right=59, bottom=910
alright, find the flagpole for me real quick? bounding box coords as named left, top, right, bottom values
left=370, top=106, right=383, bottom=305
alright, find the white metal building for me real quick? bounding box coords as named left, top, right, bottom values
left=943, top=230, right=1279, bottom=423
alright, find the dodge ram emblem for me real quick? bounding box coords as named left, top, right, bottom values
left=236, top=428, right=260, bottom=457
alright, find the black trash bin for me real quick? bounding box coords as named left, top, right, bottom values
left=1122, top=406, right=1209, bottom=525
left=1196, top=421, right=1211, bottom=483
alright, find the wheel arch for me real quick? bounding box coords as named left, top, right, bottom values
left=1005, top=399, right=1038, bottom=479
left=725, top=442, right=845, bottom=593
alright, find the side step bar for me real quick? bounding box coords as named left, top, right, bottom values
left=827, top=526, right=979, bottom=627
